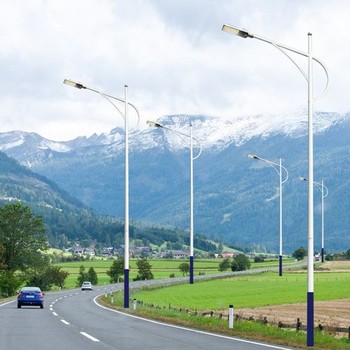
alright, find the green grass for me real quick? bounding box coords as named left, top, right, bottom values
left=100, top=290, right=350, bottom=350
left=132, top=272, right=350, bottom=310
left=54, top=258, right=246, bottom=288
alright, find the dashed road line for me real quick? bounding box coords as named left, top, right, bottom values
left=80, top=332, right=100, bottom=342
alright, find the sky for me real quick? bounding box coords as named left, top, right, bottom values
left=1, top=0, right=349, bottom=141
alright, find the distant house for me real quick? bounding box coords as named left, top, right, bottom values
left=72, top=245, right=84, bottom=256
left=101, top=247, right=114, bottom=257
left=162, top=250, right=190, bottom=259
left=84, top=247, right=96, bottom=256
left=130, top=246, right=152, bottom=258
left=220, top=252, right=236, bottom=259
left=71, top=244, right=95, bottom=257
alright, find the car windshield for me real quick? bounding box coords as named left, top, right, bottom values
left=21, top=287, right=41, bottom=293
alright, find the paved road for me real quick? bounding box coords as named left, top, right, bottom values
left=0, top=281, right=297, bottom=350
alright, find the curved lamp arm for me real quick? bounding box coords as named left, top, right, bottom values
left=300, top=177, right=329, bottom=198
left=63, top=79, right=141, bottom=133
left=222, top=24, right=330, bottom=101
left=147, top=120, right=202, bottom=160
left=248, top=154, right=288, bottom=183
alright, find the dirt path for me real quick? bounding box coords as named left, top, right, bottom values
left=237, top=299, right=350, bottom=328
left=237, top=261, right=350, bottom=328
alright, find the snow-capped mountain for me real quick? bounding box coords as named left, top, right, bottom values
left=1, top=112, right=347, bottom=167
left=1, top=112, right=349, bottom=252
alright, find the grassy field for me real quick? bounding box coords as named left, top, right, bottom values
left=54, top=258, right=250, bottom=288
left=55, top=257, right=298, bottom=288
left=131, top=271, right=350, bottom=310
left=99, top=262, right=350, bottom=349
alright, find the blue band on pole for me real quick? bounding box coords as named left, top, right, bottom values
left=307, top=291, right=314, bottom=346
left=124, top=269, right=129, bottom=308
left=279, top=255, right=283, bottom=276
left=190, top=256, right=194, bottom=284
left=321, top=247, right=325, bottom=263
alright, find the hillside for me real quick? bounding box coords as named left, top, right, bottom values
left=1, top=112, right=350, bottom=253
left=0, top=152, right=219, bottom=252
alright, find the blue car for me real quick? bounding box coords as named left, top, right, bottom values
left=17, top=287, right=44, bottom=309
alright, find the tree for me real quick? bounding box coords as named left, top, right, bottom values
left=254, top=256, right=265, bottom=263
left=292, top=247, right=307, bottom=261
left=346, top=248, right=350, bottom=260
left=0, top=203, right=48, bottom=296
left=27, top=264, right=69, bottom=290
left=233, top=254, right=251, bottom=271
left=230, top=259, right=239, bottom=271
left=87, top=267, right=98, bottom=285
left=0, top=203, right=48, bottom=273
left=179, top=262, right=190, bottom=276
left=135, top=258, right=154, bottom=281
left=0, top=271, right=23, bottom=297
left=76, top=265, right=88, bottom=286
left=107, top=257, right=124, bottom=283
left=218, top=258, right=231, bottom=271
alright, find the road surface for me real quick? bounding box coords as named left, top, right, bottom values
left=0, top=282, right=297, bottom=350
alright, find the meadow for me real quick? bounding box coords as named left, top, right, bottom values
left=56, top=257, right=259, bottom=288
left=131, top=271, right=350, bottom=310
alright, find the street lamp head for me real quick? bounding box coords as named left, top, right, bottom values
left=248, top=154, right=259, bottom=160
left=63, top=79, right=86, bottom=89
left=147, top=120, right=163, bottom=128
left=222, top=24, right=253, bottom=39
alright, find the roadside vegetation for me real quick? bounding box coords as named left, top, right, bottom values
left=0, top=203, right=68, bottom=296
left=99, top=267, right=350, bottom=350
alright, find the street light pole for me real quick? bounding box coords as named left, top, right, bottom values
left=147, top=120, right=202, bottom=284
left=63, top=79, right=140, bottom=308
left=223, top=25, right=329, bottom=346
left=300, top=177, right=329, bottom=263
left=123, top=85, right=130, bottom=308
left=189, top=123, right=194, bottom=284
left=248, top=154, right=288, bottom=276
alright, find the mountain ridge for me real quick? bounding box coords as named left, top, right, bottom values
left=1, top=112, right=349, bottom=253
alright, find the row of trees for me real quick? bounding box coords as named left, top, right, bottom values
left=106, top=257, right=154, bottom=283
left=218, top=254, right=251, bottom=272
left=0, top=203, right=68, bottom=296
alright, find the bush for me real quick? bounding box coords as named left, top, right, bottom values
left=234, top=254, right=251, bottom=271
left=254, top=256, right=265, bottom=263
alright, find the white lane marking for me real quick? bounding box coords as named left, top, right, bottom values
left=80, top=332, right=100, bottom=342
left=61, top=319, right=70, bottom=325
left=52, top=312, right=58, bottom=316
left=0, top=300, right=16, bottom=307
left=94, top=296, right=291, bottom=350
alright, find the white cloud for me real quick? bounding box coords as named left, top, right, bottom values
left=0, top=0, right=349, bottom=140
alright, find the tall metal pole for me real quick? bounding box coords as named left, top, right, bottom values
left=222, top=24, right=329, bottom=347
left=248, top=154, right=287, bottom=276
left=147, top=120, right=202, bottom=284
left=63, top=80, right=141, bottom=309
left=279, top=158, right=283, bottom=277
left=307, top=32, right=314, bottom=347
left=189, top=123, right=194, bottom=284
left=321, top=180, right=325, bottom=263
left=124, top=84, right=130, bottom=308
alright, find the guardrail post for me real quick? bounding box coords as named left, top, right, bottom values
left=229, top=305, right=234, bottom=329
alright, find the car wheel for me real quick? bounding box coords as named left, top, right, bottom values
left=40, top=304, right=44, bottom=309
left=17, top=303, right=21, bottom=309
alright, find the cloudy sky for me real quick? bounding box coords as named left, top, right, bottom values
left=1, top=0, right=349, bottom=141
